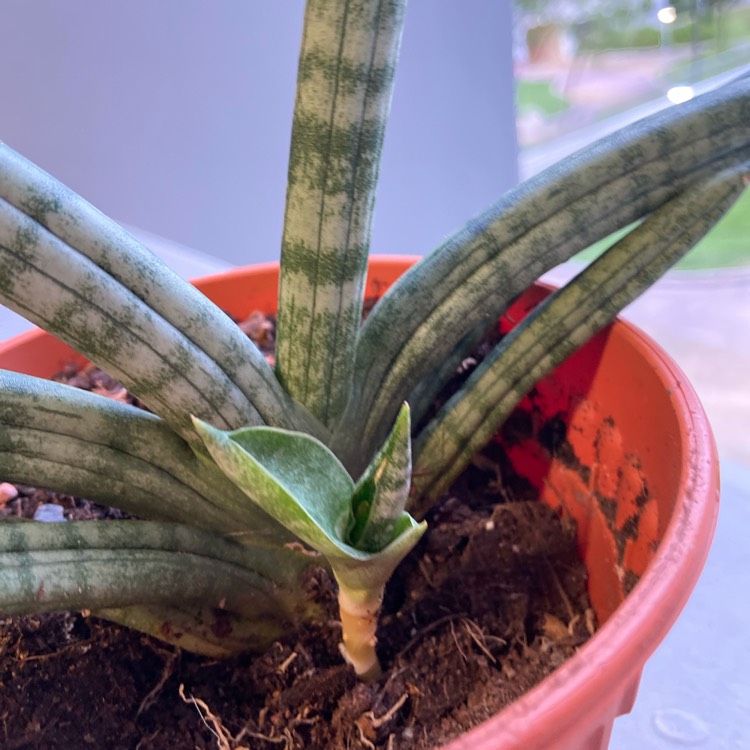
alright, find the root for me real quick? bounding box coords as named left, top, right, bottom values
left=179, top=683, right=247, bottom=750
left=460, top=617, right=500, bottom=664
left=137, top=649, right=178, bottom=718
left=364, top=692, right=408, bottom=729
left=356, top=722, right=376, bottom=750
left=277, top=650, right=298, bottom=674
left=395, top=612, right=467, bottom=661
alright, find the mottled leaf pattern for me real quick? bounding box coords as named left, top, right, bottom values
left=0, top=369, right=289, bottom=541
left=0, top=0, right=748, bottom=662
left=411, top=163, right=749, bottom=508
left=0, top=520, right=316, bottom=654
left=192, top=411, right=424, bottom=587
left=0, top=146, right=318, bottom=437
left=338, top=76, right=750, bottom=470
left=348, top=403, right=411, bottom=552
left=276, top=0, right=406, bottom=425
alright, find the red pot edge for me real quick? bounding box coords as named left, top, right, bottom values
left=437, top=292, right=720, bottom=750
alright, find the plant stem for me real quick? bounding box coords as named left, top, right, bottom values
left=337, top=584, right=383, bottom=681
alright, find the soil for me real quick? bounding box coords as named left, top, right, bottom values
left=0, top=309, right=596, bottom=750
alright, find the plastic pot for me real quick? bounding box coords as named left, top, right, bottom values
left=0, top=256, right=719, bottom=750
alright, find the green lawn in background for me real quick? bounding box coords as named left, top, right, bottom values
left=575, top=187, right=750, bottom=270
left=516, top=80, right=570, bottom=117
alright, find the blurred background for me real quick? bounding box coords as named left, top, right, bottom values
left=515, top=0, right=750, bottom=271
left=1, top=3, right=749, bottom=747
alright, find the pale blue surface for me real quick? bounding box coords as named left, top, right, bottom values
left=611, top=459, right=750, bottom=749
left=2, top=2, right=518, bottom=265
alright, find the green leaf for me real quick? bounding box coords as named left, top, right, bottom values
left=0, top=369, right=289, bottom=542
left=0, top=145, right=321, bottom=440
left=348, top=402, right=412, bottom=552
left=192, top=418, right=356, bottom=556
left=0, top=520, right=322, bottom=655
left=411, top=162, right=750, bottom=511
left=337, top=75, right=750, bottom=471
left=192, top=413, right=426, bottom=593
left=192, top=409, right=424, bottom=680
left=407, top=318, right=495, bottom=430
left=275, top=0, right=407, bottom=426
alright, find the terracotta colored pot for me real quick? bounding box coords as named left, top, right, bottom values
left=0, top=256, right=719, bottom=750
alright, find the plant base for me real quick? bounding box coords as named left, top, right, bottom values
left=0, top=460, right=593, bottom=749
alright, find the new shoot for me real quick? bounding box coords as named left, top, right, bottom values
left=192, top=403, right=425, bottom=680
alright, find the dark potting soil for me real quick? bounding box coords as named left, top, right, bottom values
left=0, top=311, right=596, bottom=750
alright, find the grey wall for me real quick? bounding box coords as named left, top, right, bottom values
left=1, top=1, right=518, bottom=265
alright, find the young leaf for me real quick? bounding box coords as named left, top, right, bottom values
left=348, top=402, right=412, bottom=552
left=191, top=419, right=357, bottom=556
left=192, top=409, right=426, bottom=679
left=191, top=414, right=425, bottom=571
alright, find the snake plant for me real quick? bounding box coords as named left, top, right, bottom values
left=1, top=0, right=748, bottom=678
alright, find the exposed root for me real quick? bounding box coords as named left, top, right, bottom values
left=234, top=707, right=293, bottom=749
left=277, top=650, right=298, bottom=674
left=137, top=649, right=178, bottom=718
left=235, top=725, right=290, bottom=749
left=449, top=620, right=468, bottom=662
left=356, top=721, right=376, bottom=750
left=178, top=683, right=245, bottom=750
left=460, top=617, right=500, bottom=664
left=585, top=607, right=597, bottom=635
left=545, top=558, right=576, bottom=622
left=364, top=692, right=408, bottom=729
left=135, top=730, right=161, bottom=750
left=395, top=612, right=467, bottom=661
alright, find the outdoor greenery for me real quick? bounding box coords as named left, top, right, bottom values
left=516, top=80, right=571, bottom=117
left=1, top=0, right=748, bottom=681
left=515, top=0, right=750, bottom=51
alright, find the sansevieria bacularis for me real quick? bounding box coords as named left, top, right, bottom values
left=1, top=0, right=748, bottom=677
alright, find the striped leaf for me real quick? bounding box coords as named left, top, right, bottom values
left=0, top=145, right=320, bottom=439
left=410, top=162, right=749, bottom=511
left=0, top=520, right=321, bottom=655
left=0, top=369, right=289, bottom=541
left=407, top=318, right=496, bottom=431
left=348, top=402, right=412, bottom=552
left=337, top=75, right=750, bottom=471
left=275, top=0, right=406, bottom=425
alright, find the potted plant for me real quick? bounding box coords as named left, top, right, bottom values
left=0, top=1, right=747, bottom=747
